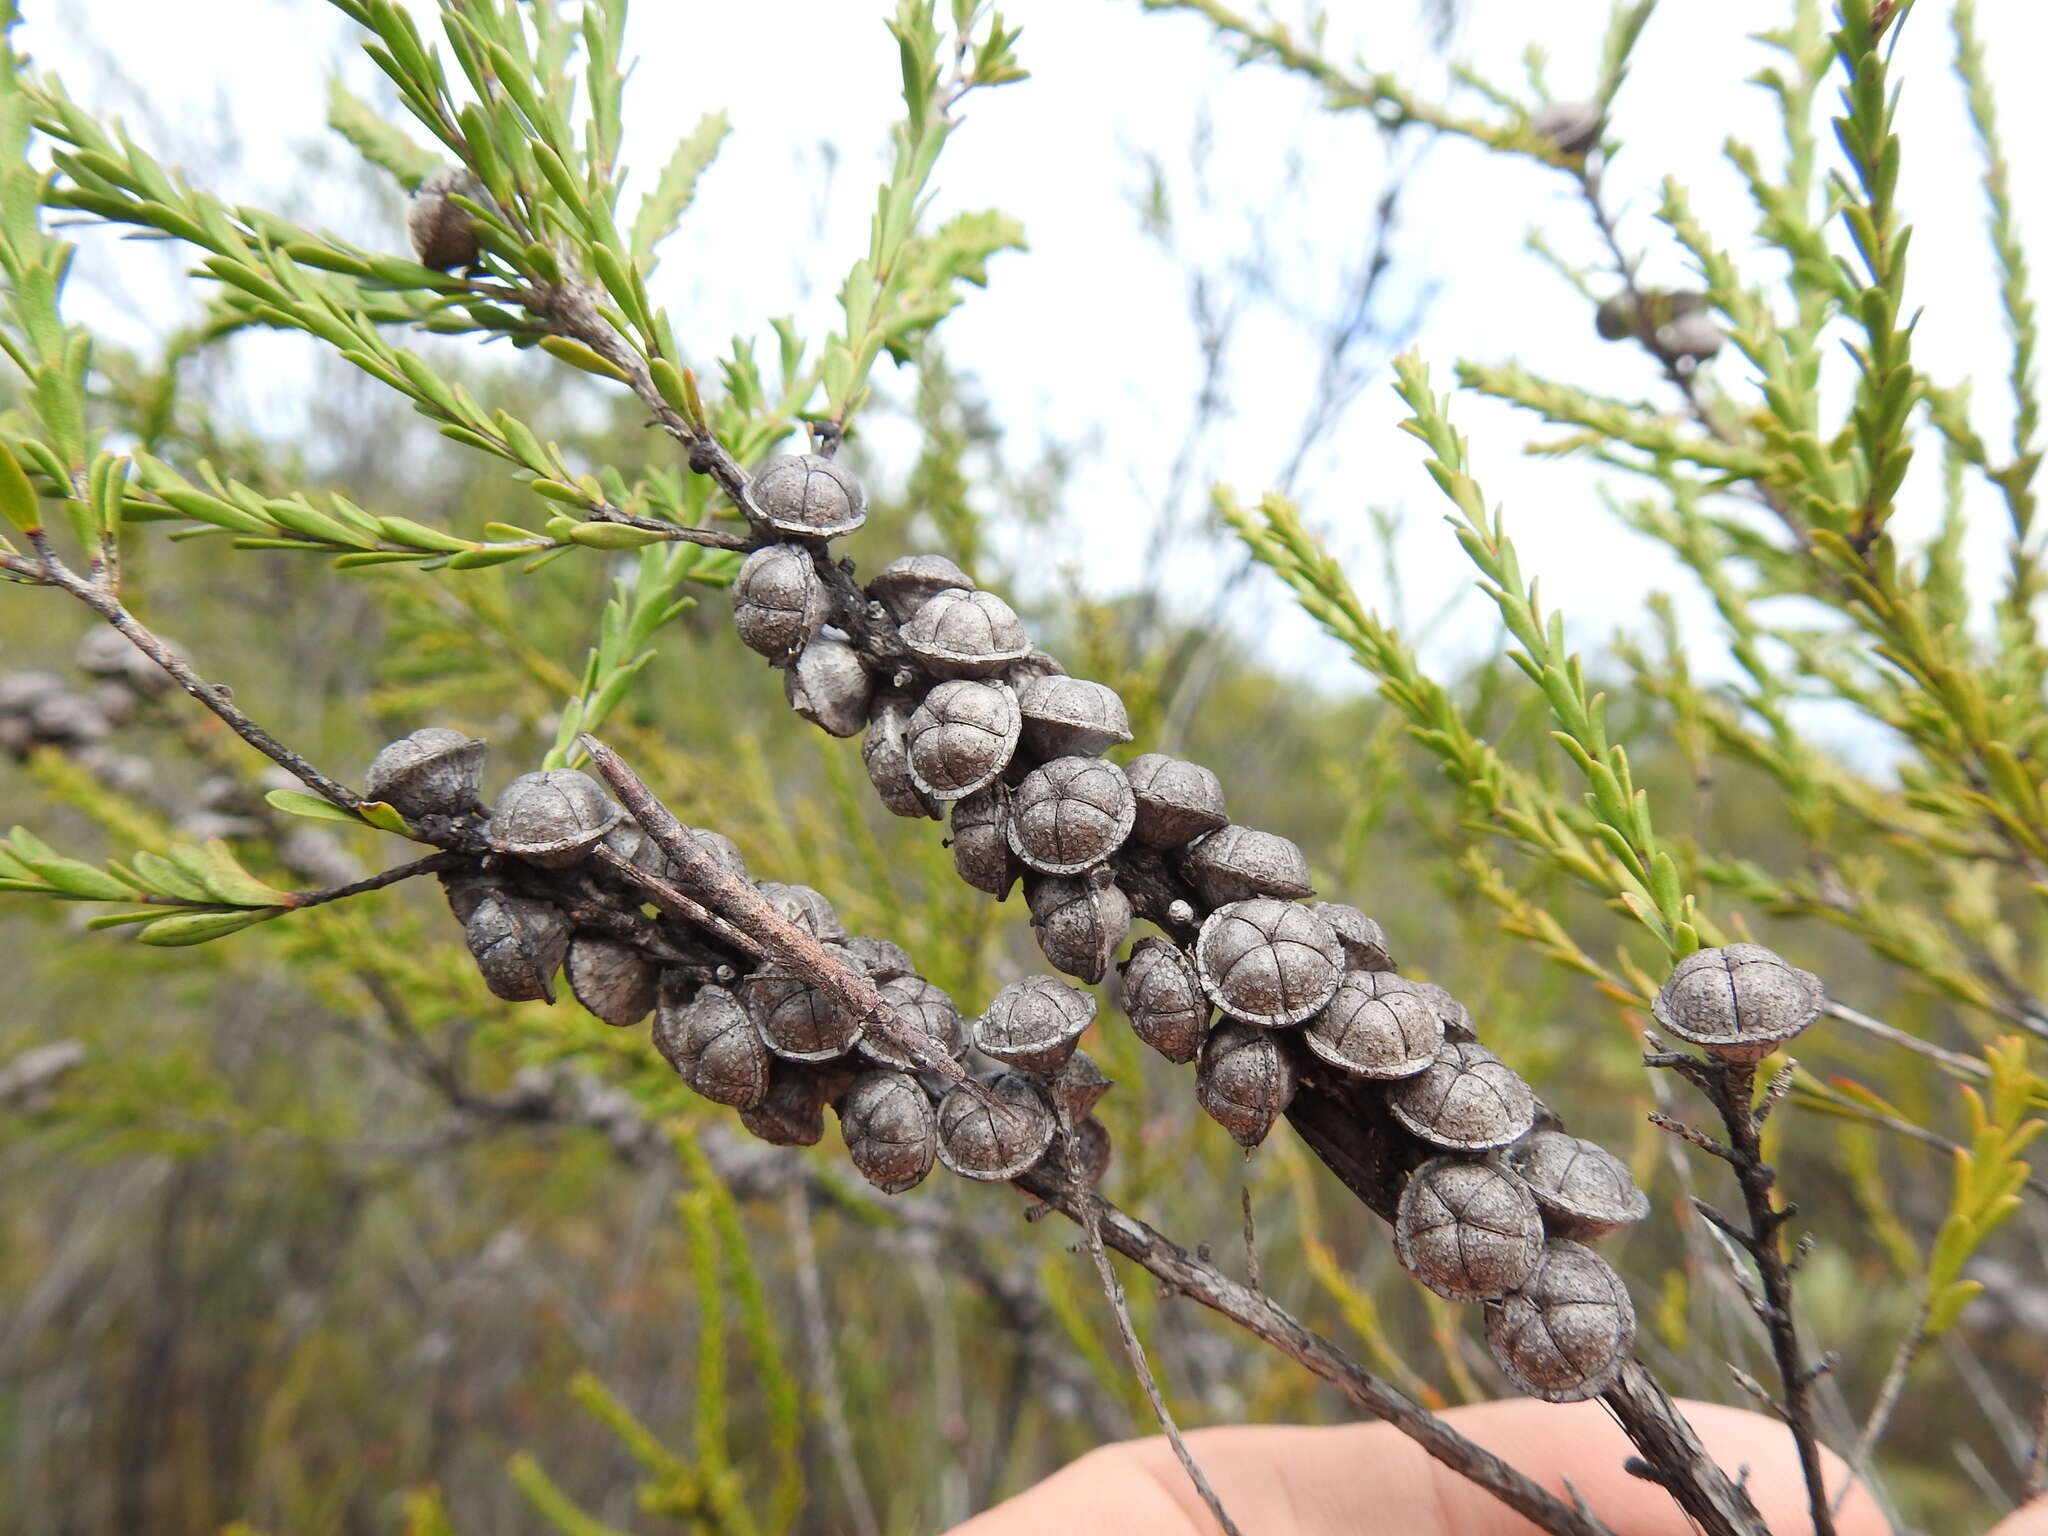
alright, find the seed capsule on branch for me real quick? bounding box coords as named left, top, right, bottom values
left=976, top=974, right=1098, bottom=1074
left=1116, top=937, right=1211, bottom=1064
left=1486, top=1240, right=1637, bottom=1403
left=1180, top=824, right=1314, bottom=906
left=465, top=890, right=571, bottom=1003
left=1388, top=1042, right=1537, bottom=1151
left=754, top=882, right=846, bottom=940
left=949, top=785, right=1020, bottom=898
left=76, top=626, right=174, bottom=695
left=1395, top=1156, right=1547, bottom=1301
left=733, top=543, right=831, bottom=662
left=866, top=553, right=975, bottom=624
left=1303, top=971, right=1443, bottom=1078
left=439, top=868, right=504, bottom=924
left=1046, top=1114, right=1114, bottom=1188
left=741, top=968, right=862, bottom=1062
left=565, top=935, right=660, bottom=1026
left=937, top=1071, right=1058, bottom=1180
left=1054, top=1050, right=1113, bottom=1121
left=1408, top=980, right=1480, bottom=1044
left=837, top=1069, right=939, bottom=1194
left=1651, top=942, right=1823, bottom=1062
left=863, top=692, right=941, bottom=820
left=684, top=827, right=750, bottom=882
left=407, top=167, right=485, bottom=271
left=1194, top=898, right=1344, bottom=1028
left=784, top=634, right=875, bottom=737
left=1123, top=753, right=1228, bottom=849
left=1529, top=101, right=1603, bottom=157
left=740, top=1061, right=854, bottom=1146
left=859, top=974, right=968, bottom=1072
left=906, top=679, right=1022, bottom=801
left=1195, top=1021, right=1296, bottom=1149
left=900, top=588, right=1033, bottom=678
left=364, top=726, right=488, bottom=818
left=840, top=934, right=916, bottom=984
left=653, top=980, right=772, bottom=1109
left=1017, top=676, right=1133, bottom=757
left=489, top=769, right=622, bottom=869
left=1311, top=901, right=1395, bottom=972
left=1025, top=870, right=1133, bottom=985
left=1007, top=756, right=1136, bottom=874
left=744, top=453, right=866, bottom=541
left=1506, top=1131, right=1651, bottom=1241
left=1004, top=648, right=1068, bottom=690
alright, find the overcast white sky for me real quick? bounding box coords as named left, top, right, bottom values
left=31, top=0, right=2048, bottom=705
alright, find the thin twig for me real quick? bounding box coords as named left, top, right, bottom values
left=1239, top=1186, right=1262, bottom=1295
left=1834, top=1302, right=1928, bottom=1515
left=1824, top=998, right=1991, bottom=1078
left=785, top=1183, right=882, bottom=1536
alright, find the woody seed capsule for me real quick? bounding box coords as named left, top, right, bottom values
left=1004, top=649, right=1068, bottom=689
left=1054, top=1051, right=1113, bottom=1122
left=837, top=1069, right=939, bottom=1194
left=784, top=634, right=874, bottom=737
left=1409, top=981, right=1480, bottom=1044
left=866, top=553, right=975, bottom=624
left=1116, top=937, right=1211, bottom=1064
left=1047, top=1115, right=1113, bottom=1188
left=1017, top=675, right=1133, bottom=757
left=863, top=692, right=940, bottom=820
left=949, top=785, right=1020, bottom=898
left=1122, top=754, right=1228, bottom=849
left=364, top=726, right=488, bottom=818
left=1025, top=871, right=1133, bottom=985
left=937, top=1071, right=1058, bottom=1180
left=652, top=980, right=771, bottom=1109
left=489, top=770, right=622, bottom=869
left=1486, top=1240, right=1636, bottom=1403
left=565, top=935, right=659, bottom=1026
left=859, top=973, right=968, bottom=1072
left=1312, top=902, right=1395, bottom=972
left=745, top=453, right=866, bottom=541
left=840, top=934, right=917, bottom=984
left=465, top=890, right=571, bottom=1003
left=1506, top=1131, right=1651, bottom=1242
left=733, top=543, right=831, bottom=662
left=741, top=967, right=862, bottom=1062
left=1395, top=1156, right=1546, bottom=1301
left=976, top=974, right=1098, bottom=1075
left=1304, top=971, right=1443, bottom=1078
left=683, top=827, right=750, bottom=882
left=1530, top=101, right=1603, bottom=157
left=1194, top=899, right=1344, bottom=1028
left=740, top=1062, right=852, bottom=1147
left=1180, top=824, right=1314, bottom=906
left=407, top=167, right=484, bottom=271
left=906, top=680, right=1021, bottom=801
left=1195, top=1021, right=1296, bottom=1149
left=900, top=588, right=1033, bottom=678
left=1007, top=756, right=1136, bottom=874
left=755, top=882, right=846, bottom=940
left=1388, top=1042, right=1537, bottom=1151
left=1651, top=942, right=1823, bottom=1062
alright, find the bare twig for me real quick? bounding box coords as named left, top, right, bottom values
left=785, top=1183, right=882, bottom=1536
left=1835, top=1301, right=1928, bottom=1514
left=1824, top=998, right=1991, bottom=1079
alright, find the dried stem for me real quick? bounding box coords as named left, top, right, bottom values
left=1835, top=1301, right=1927, bottom=1515
left=785, top=1183, right=882, bottom=1536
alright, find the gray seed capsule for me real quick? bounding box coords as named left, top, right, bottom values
left=1395, top=1156, right=1546, bottom=1301
left=754, top=882, right=846, bottom=940
left=1304, top=971, right=1443, bottom=1078
left=652, top=981, right=771, bottom=1109
left=906, top=680, right=1021, bottom=801
left=364, top=726, right=488, bottom=819
left=937, top=1072, right=1058, bottom=1180
left=739, top=1062, right=852, bottom=1146
left=1408, top=981, right=1480, bottom=1044
left=565, top=935, right=659, bottom=1026
left=1196, top=1021, right=1296, bottom=1149
left=683, top=827, right=750, bottom=882
left=1054, top=1050, right=1114, bottom=1122
left=1507, top=1131, right=1651, bottom=1242
left=1017, top=675, right=1133, bottom=757
left=465, top=891, right=571, bottom=1003
left=741, top=968, right=862, bottom=1062
left=976, top=974, right=1098, bottom=1075
left=1004, top=648, right=1068, bottom=689
left=867, top=553, right=975, bottom=624
left=1048, top=1115, right=1114, bottom=1188
left=1025, top=871, right=1133, bottom=985
left=1312, top=902, right=1395, bottom=972
left=900, top=588, right=1033, bottom=678
left=1651, top=943, right=1823, bottom=1062
left=949, top=785, right=1020, bottom=898
left=1116, top=938, right=1211, bottom=1064
left=1123, top=754, right=1228, bottom=849
left=407, top=167, right=483, bottom=271
left=1486, top=1240, right=1636, bottom=1403
left=29, top=693, right=109, bottom=746
left=76, top=627, right=173, bottom=694
left=439, top=868, right=505, bottom=924
left=1656, top=308, right=1723, bottom=363
left=745, top=453, right=866, bottom=541
left=840, top=934, right=917, bottom=984
left=784, top=634, right=875, bottom=737
left=1530, top=101, right=1603, bottom=156
left=733, top=543, right=831, bottom=662
left=1194, top=899, right=1344, bottom=1028
left=837, top=1069, right=939, bottom=1194
left=489, top=769, right=622, bottom=869
left=1180, top=824, right=1314, bottom=906
left=860, top=974, right=968, bottom=1072
left=0, top=670, right=63, bottom=715
left=1008, top=756, right=1136, bottom=875
left=863, top=692, right=941, bottom=820
left=1389, top=1042, right=1537, bottom=1151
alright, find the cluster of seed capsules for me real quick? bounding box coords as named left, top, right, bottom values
left=394, top=449, right=1827, bottom=1407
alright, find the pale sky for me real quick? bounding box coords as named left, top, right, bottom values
left=32, top=0, right=2048, bottom=717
